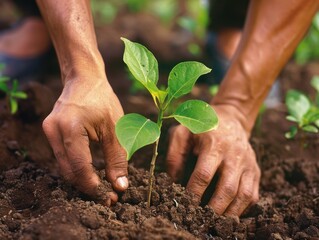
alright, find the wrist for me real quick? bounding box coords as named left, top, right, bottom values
left=60, top=49, right=106, bottom=85
left=210, top=102, right=254, bottom=137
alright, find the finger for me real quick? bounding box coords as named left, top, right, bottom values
left=208, top=163, right=241, bottom=215
left=59, top=119, right=101, bottom=196
left=42, top=116, right=76, bottom=182
left=251, top=167, right=261, bottom=206
left=102, top=128, right=128, bottom=192
left=166, top=126, right=192, bottom=181
left=224, top=169, right=257, bottom=216
left=186, top=151, right=221, bottom=202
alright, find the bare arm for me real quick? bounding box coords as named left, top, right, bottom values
left=36, top=0, right=128, bottom=202
left=36, top=0, right=104, bottom=83
left=213, top=0, right=319, bottom=133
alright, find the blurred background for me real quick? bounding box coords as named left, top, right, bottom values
left=0, top=0, right=318, bottom=96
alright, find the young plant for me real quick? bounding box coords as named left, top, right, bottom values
left=285, top=75, right=319, bottom=140
left=115, top=38, right=218, bottom=207
left=0, top=77, right=27, bottom=114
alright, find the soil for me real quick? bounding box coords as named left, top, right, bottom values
left=0, top=6, right=319, bottom=240
left=0, top=61, right=318, bottom=240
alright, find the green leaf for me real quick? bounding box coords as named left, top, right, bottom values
left=121, top=37, right=159, bottom=87
left=115, top=113, right=160, bottom=160
left=167, top=61, right=211, bottom=104
left=10, top=98, right=18, bottom=114
left=0, top=82, right=8, bottom=92
left=304, top=109, right=319, bottom=124
left=311, top=75, right=319, bottom=92
left=12, top=79, right=18, bottom=92
left=285, top=90, right=310, bottom=122
left=285, top=126, right=298, bottom=139
left=286, top=115, right=298, bottom=122
left=11, top=91, right=28, bottom=99
left=302, top=125, right=318, bottom=133
left=315, top=119, right=319, bottom=128
left=121, top=37, right=166, bottom=107
left=172, top=100, right=218, bottom=134
left=0, top=76, right=10, bottom=82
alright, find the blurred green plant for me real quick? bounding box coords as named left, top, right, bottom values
left=91, top=0, right=120, bottom=25
left=285, top=75, right=319, bottom=139
left=0, top=66, right=27, bottom=114
left=149, top=0, right=177, bottom=25
left=209, top=84, right=219, bottom=97
left=295, top=12, right=319, bottom=64
left=0, top=77, right=27, bottom=114
left=126, top=0, right=148, bottom=12
left=91, top=0, right=209, bottom=56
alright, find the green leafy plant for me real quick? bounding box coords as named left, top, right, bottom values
left=295, top=12, right=319, bottom=64
left=116, top=38, right=218, bottom=207
left=285, top=75, right=319, bottom=140
left=0, top=77, right=27, bottom=114
left=126, top=0, right=148, bottom=12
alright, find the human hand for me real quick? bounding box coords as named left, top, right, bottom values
left=42, top=75, right=128, bottom=205
left=166, top=105, right=260, bottom=216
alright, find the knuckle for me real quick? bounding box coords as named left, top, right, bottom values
left=200, top=134, right=215, bottom=147
left=59, top=117, right=79, bottom=131
left=241, top=188, right=254, bottom=200
left=166, top=155, right=178, bottom=168
left=42, top=116, right=54, bottom=135
left=169, top=125, right=189, bottom=140
left=69, top=159, right=91, bottom=178
left=208, top=202, right=224, bottom=215
left=192, top=168, right=212, bottom=187
left=168, top=126, right=179, bottom=137
left=174, top=125, right=187, bottom=136
left=62, top=170, right=76, bottom=184
left=107, top=158, right=128, bottom=171
left=222, top=183, right=237, bottom=199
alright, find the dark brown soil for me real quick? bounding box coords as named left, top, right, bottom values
left=0, top=61, right=319, bottom=239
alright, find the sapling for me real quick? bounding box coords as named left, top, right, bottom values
left=285, top=76, right=319, bottom=142
left=115, top=38, right=218, bottom=207
left=0, top=77, right=27, bottom=114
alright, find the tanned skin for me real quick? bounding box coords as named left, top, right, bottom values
left=167, top=0, right=319, bottom=216
left=36, top=0, right=319, bottom=214
left=36, top=0, right=128, bottom=204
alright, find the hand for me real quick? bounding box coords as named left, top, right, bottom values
left=166, top=105, right=260, bottom=216
left=42, top=75, right=128, bottom=204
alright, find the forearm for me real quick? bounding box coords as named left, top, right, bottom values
left=212, top=0, right=319, bottom=134
left=36, top=0, right=105, bottom=84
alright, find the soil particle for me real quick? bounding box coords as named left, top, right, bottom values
left=80, top=214, right=101, bottom=229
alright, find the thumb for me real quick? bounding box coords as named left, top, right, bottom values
left=102, top=134, right=128, bottom=192
left=166, top=125, right=192, bottom=181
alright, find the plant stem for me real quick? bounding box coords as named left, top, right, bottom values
left=147, top=108, right=163, bottom=208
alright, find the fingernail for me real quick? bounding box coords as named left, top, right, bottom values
left=116, top=176, right=128, bottom=189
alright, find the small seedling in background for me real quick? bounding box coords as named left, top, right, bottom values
left=0, top=76, right=27, bottom=114
left=116, top=38, right=218, bottom=207
left=294, top=12, right=319, bottom=64
left=311, top=75, right=319, bottom=107
left=209, top=84, right=219, bottom=97
left=285, top=75, right=319, bottom=141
